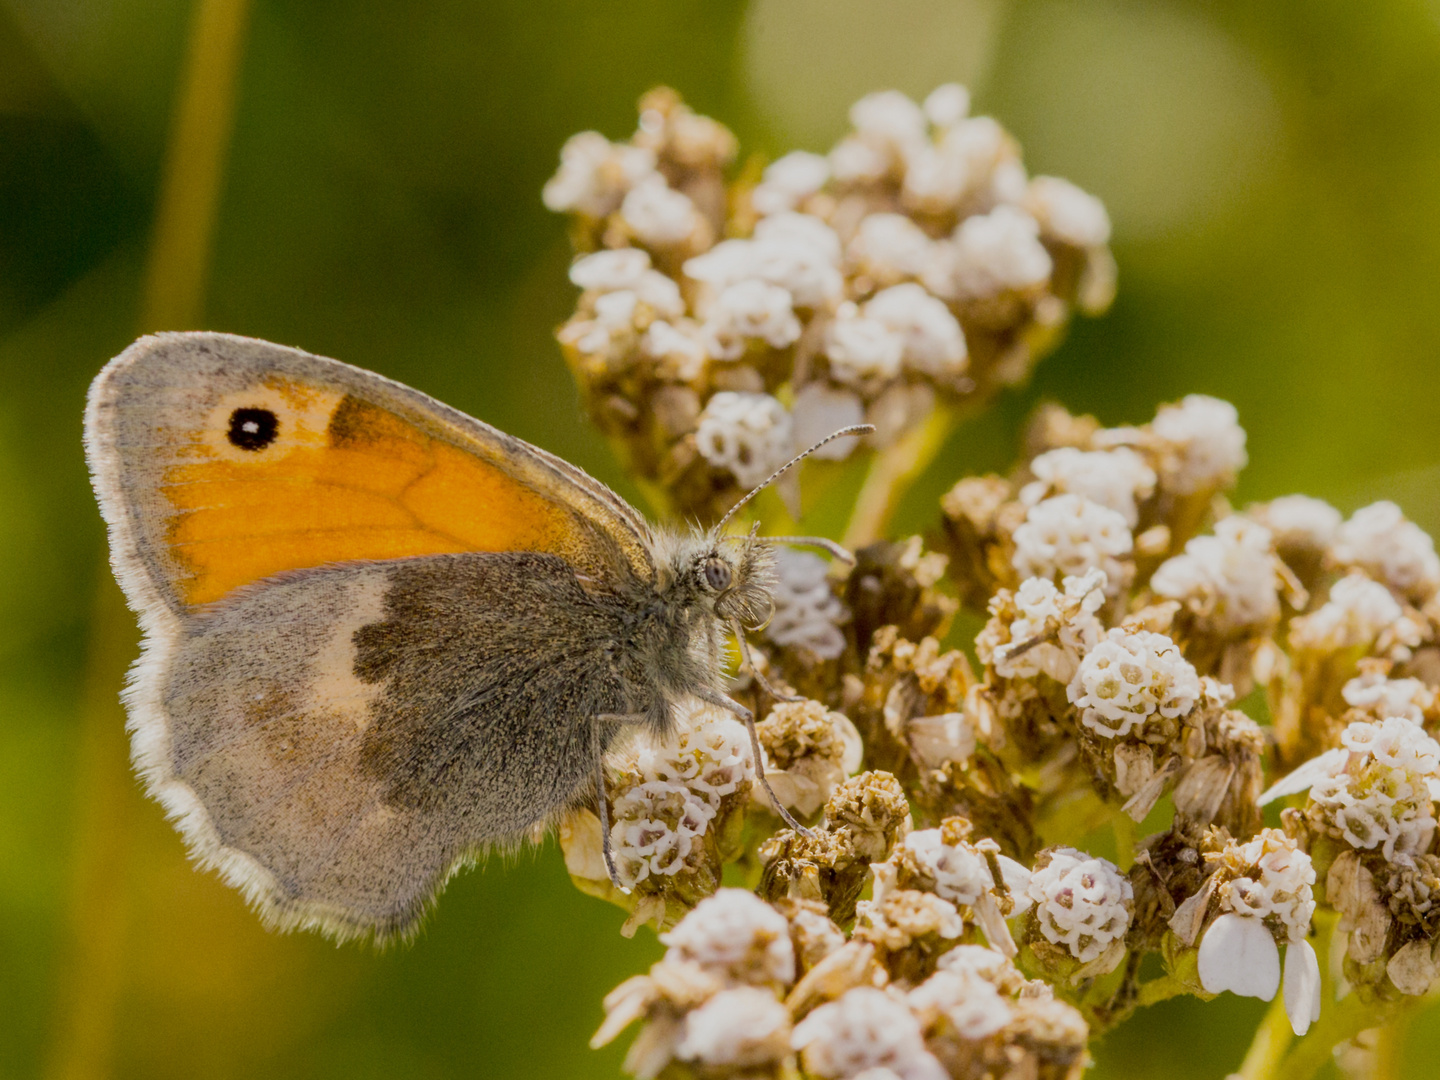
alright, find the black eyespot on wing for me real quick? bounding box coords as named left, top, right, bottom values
left=228, top=407, right=279, bottom=451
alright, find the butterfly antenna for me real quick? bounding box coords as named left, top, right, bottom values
left=758, top=535, right=856, bottom=563
left=714, top=424, right=874, bottom=534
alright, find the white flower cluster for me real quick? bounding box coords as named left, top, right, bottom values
left=686, top=213, right=845, bottom=317
left=1067, top=627, right=1202, bottom=739
left=1222, top=831, right=1317, bottom=944
left=674, top=986, right=791, bottom=1068
left=1342, top=671, right=1436, bottom=725
left=846, top=212, right=935, bottom=286
left=1024, top=175, right=1112, bottom=250
left=1310, top=717, right=1440, bottom=861
left=989, top=569, right=1107, bottom=683
left=660, top=888, right=796, bottom=986
left=825, top=304, right=904, bottom=387
left=592, top=889, right=797, bottom=1076
left=1331, top=501, right=1440, bottom=603
left=756, top=699, right=863, bottom=816
left=621, top=173, right=704, bottom=248
left=559, top=248, right=686, bottom=359
left=550, top=85, right=1116, bottom=515
left=907, top=964, right=1012, bottom=1042
left=693, top=391, right=793, bottom=489
left=699, top=278, right=804, bottom=359
left=751, top=150, right=830, bottom=216
left=1024, top=847, right=1132, bottom=964
left=1150, top=517, right=1281, bottom=634
left=610, top=709, right=754, bottom=889
left=766, top=549, right=848, bottom=660
left=904, top=823, right=1031, bottom=910
left=1288, top=572, right=1420, bottom=655
left=1251, top=494, right=1342, bottom=554
left=1197, top=831, right=1320, bottom=1036
left=931, top=204, right=1053, bottom=301
left=1148, top=394, right=1248, bottom=495
left=1021, top=447, right=1156, bottom=527
left=791, top=986, right=947, bottom=1080
left=1011, top=494, right=1134, bottom=596
left=543, top=130, right=657, bottom=217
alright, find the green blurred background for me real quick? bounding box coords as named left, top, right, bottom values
left=4, top=0, right=1440, bottom=1076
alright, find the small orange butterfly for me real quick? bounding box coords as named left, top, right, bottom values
left=86, top=332, right=863, bottom=941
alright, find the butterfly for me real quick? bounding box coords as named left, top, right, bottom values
left=84, top=331, right=864, bottom=942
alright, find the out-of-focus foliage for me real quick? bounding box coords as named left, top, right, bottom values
left=2, top=1, right=1440, bottom=1077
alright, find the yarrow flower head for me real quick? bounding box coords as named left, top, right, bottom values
left=1330, top=500, right=1440, bottom=604
left=1252, top=494, right=1343, bottom=553
left=604, top=707, right=755, bottom=891
left=1067, top=627, right=1201, bottom=739
left=791, top=986, right=948, bottom=1080
left=877, top=819, right=1032, bottom=957
left=1148, top=394, right=1248, bottom=495
left=1288, top=572, right=1420, bottom=655
left=549, top=85, right=1113, bottom=523
left=1011, top=494, right=1133, bottom=595
left=544, top=84, right=1440, bottom=1080
left=906, top=967, right=1012, bottom=1042
left=1150, top=516, right=1281, bottom=635
left=767, top=549, right=848, bottom=660
left=755, top=698, right=863, bottom=816
left=1023, top=847, right=1133, bottom=970
left=1306, top=717, right=1440, bottom=861
left=1342, top=670, right=1437, bottom=726
left=660, top=888, right=796, bottom=987
left=693, top=391, right=793, bottom=489
left=674, top=986, right=792, bottom=1069
left=981, top=569, right=1107, bottom=683
left=542, top=130, right=656, bottom=217
left=1020, top=446, right=1155, bottom=527
left=1196, top=830, right=1320, bottom=1035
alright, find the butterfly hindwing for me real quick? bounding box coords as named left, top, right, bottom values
left=156, top=552, right=642, bottom=940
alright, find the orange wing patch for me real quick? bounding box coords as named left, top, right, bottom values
left=163, top=382, right=588, bottom=606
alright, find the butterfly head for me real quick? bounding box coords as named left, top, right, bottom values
left=653, top=526, right=777, bottom=630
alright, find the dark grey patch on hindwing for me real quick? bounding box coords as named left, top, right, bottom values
left=162, top=552, right=642, bottom=937
left=352, top=552, right=640, bottom=829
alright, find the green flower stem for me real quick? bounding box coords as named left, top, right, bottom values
left=1369, top=1013, right=1410, bottom=1080
left=45, top=2, right=253, bottom=1078
left=140, top=0, right=254, bottom=332
left=1111, top=813, right=1136, bottom=871
left=1273, top=992, right=1382, bottom=1080
left=1236, top=991, right=1295, bottom=1080
left=842, top=405, right=959, bottom=549
left=1133, top=972, right=1192, bottom=1008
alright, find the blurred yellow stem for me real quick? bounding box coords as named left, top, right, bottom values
left=1369, top=1014, right=1408, bottom=1080
left=1236, top=991, right=1294, bottom=1080
left=842, top=406, right=958, bottom=549
left=1111, top=814, right=1135, bottom=871
left=141, top=0, right=254, bottom=333
left=1273, top=993, right=1382, bottom=1080
left=44, top=2, right=252, bottom=1078
left=42, top=581, right=139, bottom=1080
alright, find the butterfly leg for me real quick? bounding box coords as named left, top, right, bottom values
left=729, top=618, right=804, bottom=704
left=697, top=688, right=816, bottom=839
left=592, top=715, right=627, bottom=892
left=593, top=713, right=645, bottom=893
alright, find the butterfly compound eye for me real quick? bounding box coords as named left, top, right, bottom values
left=702, top=557, right=732, bottom=592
